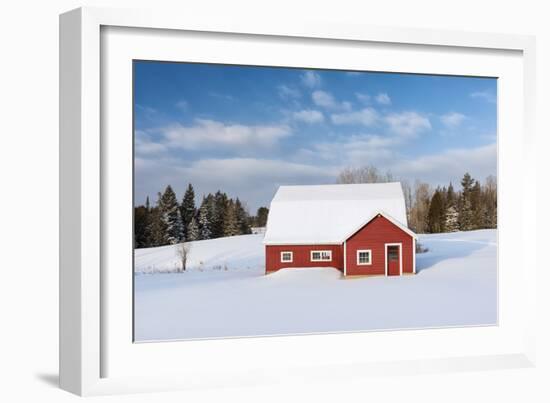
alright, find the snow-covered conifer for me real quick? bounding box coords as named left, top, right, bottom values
left=187, top=216, right=200, bottom=241
left=459, top=173, right=475, bottom=231
left=427, top=189, right=445, bottom=233
left=160, top=185, right=183, bottom=244
left=234, top=198, right=251, bottom=235
left=212, top=191, right=228, bottom=238
left=148, top=192, right=168, bottom=246
left=445, top=204, right=460, bottom=232
left=198, top=196, right=212, bottom=240
left=180, top=184, right=196, bottom=238
left=223, top=200, right=239, bottom=237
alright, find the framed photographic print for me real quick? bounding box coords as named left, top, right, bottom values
left=60, top=6, right=537, bottom=396
left=132, top=61, right=497, bottom=342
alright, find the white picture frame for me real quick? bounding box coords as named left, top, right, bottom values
left=59, top=6, right=537, bottom=396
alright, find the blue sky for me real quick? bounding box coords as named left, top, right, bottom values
left=134, top=61, right=497, bottom=212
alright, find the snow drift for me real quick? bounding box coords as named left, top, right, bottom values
left=134, top=229, right=497, bottom=341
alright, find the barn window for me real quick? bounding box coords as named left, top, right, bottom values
left=280, top=251, right=293, bottom=263
left=357, top=250, right=372, bottom=265
left=310, top=250, right=332, bottom=262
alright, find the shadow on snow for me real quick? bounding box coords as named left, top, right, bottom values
left=415, top=238, right=488, bottom=274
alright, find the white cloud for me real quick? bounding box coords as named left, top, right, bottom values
left=294, top=133, right=401, bottom=168
left=355, top=92, right=371, bottom=104
left=184, top=158, right=332, bottom=183
left=384, top=111, right=431, bottom=137
left=277, top=85, right=301, bottom=99
left=135, top=142, right=497, bottom=210
left=470, top=90, right=496, bottom=103
left=135, top=104, right=158, bottom=121
left=292, top=109, right=325, bottom=124
left=135, top=131, right=168, bottom=155
left=312, top=90, right=335, bottom=108
left=312, top=90, right=352, bottom=111
left=295, top=139, right=496, bottom=190
left=136, top=104, right=157, bottom=114
left=301, top=71, right=322, bottom=88
left=375, top=93, right=391, bottom=105
left=175, top=99, right=189, bottom=111
left=346, top=72, right=362, bottom=76
left=208, top=92, right=235, bottom=101
left=440, top=112, right=466, bottom=127
left=160, top=119, right=291, bottom=150
left=135, top=157, right=337, bottom=210
left=331, top=108, right=379, bottom=126
left=391, top=143, right=496, bottom=186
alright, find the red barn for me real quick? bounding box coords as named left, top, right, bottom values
left=263, top=183, right=417, bottom=277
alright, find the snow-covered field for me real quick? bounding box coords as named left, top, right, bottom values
left=134, top=229, right=497, bottom=341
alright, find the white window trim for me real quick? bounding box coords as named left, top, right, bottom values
left=310, top=250, right=332, bottom=262
left=280, top=251, right=293, bottom=263
left=356, top=249, right=372, bottom=266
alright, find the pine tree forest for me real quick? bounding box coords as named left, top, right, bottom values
left=136, top=170, right=497, bottom=248
left=134, top=184, right=269, bottom=248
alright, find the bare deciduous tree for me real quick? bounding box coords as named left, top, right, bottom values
left=176, top=242, right=191, bottom=272
left=400, top=179, right=413, bottom=222
left=336, top=165, right=415, bottom=227
left=335, top=165, right=496, bottom=234
left=336, top=165, right=394, bottom=184
left=409, top=181, right=432, bottom=233
left=481, top=175, right=497, bottom=228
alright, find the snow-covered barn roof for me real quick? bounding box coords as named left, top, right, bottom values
left=263, top=182, right=412, bottom=245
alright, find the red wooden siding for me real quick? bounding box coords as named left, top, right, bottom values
left=265, top=244, right=344, bottom=273
left=345, top=215, right=414, bottom=276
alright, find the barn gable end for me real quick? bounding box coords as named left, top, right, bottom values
left=345, top=214, right=415, bottom=276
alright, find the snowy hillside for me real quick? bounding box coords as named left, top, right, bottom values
left=134, top=234, right=264, bottom=274
left=134, top=230, right=497, bottom=341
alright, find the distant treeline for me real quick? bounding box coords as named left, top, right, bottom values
left=337, top=166, right=497, bottom=234
left=136, top=169, right=496, bottom=248
left=134, top=184, right=269, bottom=248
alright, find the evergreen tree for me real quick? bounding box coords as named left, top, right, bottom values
left=427, top=190, right=445, bottom=233
left=445, top=204, right=460, bottom=232
left=223, top=200, right=240, bottom=237
left=211, top=191, right=228, bottom=238
left=174, top=209, right=184, bottom=241
left=198, top=195, right=213, bottom=240
left=459, top=197, right=473, bottom=231
left=459, top=173, right=475, bottom=230
left=187, top=216, right=200, bottom=241
left=470, top=180, right=482, bottom=229
left=148, top=193, right=168, bottom=246
left=180, top=184, right=196, bottom=239
left=160, top=185, right=183, bottom=244
left=134, top=205, right=150, bottom=248
left=446, top=182, right=455, bottom=208
left=234, top=198, right=251, bottom=235
left=460, top=173, right=474, bottom=195
left=440, top=185, right=448, bottom=208
left=255, top=207, right=269, bottom=227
